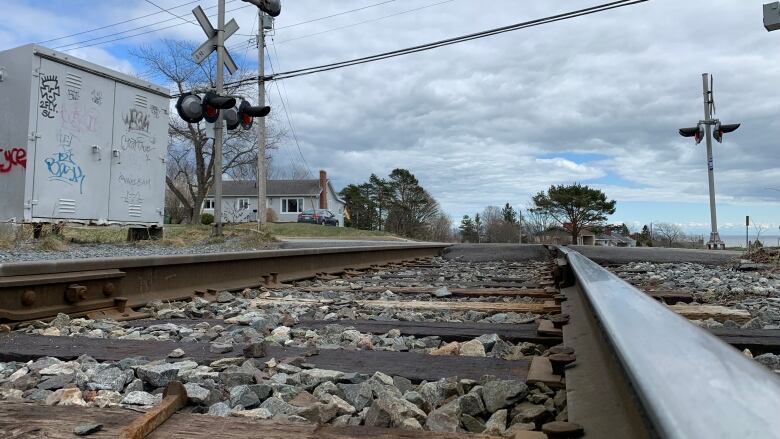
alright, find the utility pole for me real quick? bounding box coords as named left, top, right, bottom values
left=678, top=73, right=740, bottom=250
left=212, top=0, right=226, bottom=237
left=256, top=11, right=268, bottom=227
left=701, top=73, right=722, bottom=250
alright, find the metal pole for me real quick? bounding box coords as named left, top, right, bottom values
left=746, top=215, right=750, bottom=252
left=212, top=0, right=226, bottom=237
left=256, top=11, right=267, bottom=228
left=702, top=73, right=723, bottom=249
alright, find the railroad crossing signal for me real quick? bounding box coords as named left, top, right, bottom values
left=679, top=125, right=704, bottom=144
left=191, top=5, right=239, bottom=75
left=175, top=93, right=269, bottom=132
left=713, top=122, right=740, bottom=143
left=241, top=0, right=281, bottom=16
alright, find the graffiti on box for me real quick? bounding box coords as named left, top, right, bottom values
left=123, top=109, right=150, bottom=133
left=60, top=101, right=99, bottom=134
left=43, top=132, right=86, bottom=194
left=0, top=147, right=27, bottom=173
left=39, top=75, right=60, bottom=119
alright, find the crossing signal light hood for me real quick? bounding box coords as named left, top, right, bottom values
left=678, top=125, right=704, bottom=144
left=241, top=0, right=281, bottom=17
left=203, top=92, right=236, bottom=123
left=238, top=100, right=271, bottom=130
left=175, top=93, right=204, bottom=124
left=713, top=122, right=740, bottom=143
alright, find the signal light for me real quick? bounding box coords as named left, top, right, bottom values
left=713, top=122, right=740, bottom=143
left=203, top=92, right=236, bottom=123
left=679, top=125, right=704, bottom=144
left=241, top=0, right=281, bottom=17
left=237, top=100, right=271, bottom=130
left=224, top=106, right=241, bottom=131
left=175, top=93, right=204, bottom=124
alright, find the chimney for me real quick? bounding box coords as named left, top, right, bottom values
left=319, top=170, right=328, bottom=209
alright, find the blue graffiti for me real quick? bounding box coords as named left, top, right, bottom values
left=44, top=150, right=86, bottom=194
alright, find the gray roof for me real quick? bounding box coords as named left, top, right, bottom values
left=208, top=180, right=321, bottom=197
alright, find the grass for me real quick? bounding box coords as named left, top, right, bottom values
left=0, top=221, right=397, bottom=251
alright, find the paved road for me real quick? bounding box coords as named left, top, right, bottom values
left=279, top=238, right=425, bottom=249
left=442, top=244, right=549, bottom=262
left=569, top=245, right=743, bottom=265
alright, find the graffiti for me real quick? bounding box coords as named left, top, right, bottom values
left=120, top=135, right=153, bottom=154
left=121, top=190, right=143, bottom=205
left=91, top=90, right=103, bottom=106
left=57, top=131, right=75, bottom=149
left=67, top=89, right=80, bottom=101
left=119, top=174, right=151, bottom=188
left=44, top=150, right=86, bottom=194
left=123, top=109, right=149, bottom=133
left=39, top=75, right=60, bottom=118
left=150, top=105, right=160, bottom=119
left=0, top=148, right=27, bottom=173
left=60, top=101, right=98, bottom=134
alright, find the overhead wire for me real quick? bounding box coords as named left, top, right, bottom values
left=216, top=0, right=647, bottom=88
left=37, top=0, right=201, bottom=44
left=56, top=1, right=244, bottom=51
left=275, top=0, right=396, bottom=30
left=267, top=39, right=312, bottom=178
left=276, top=0, right=458, bottom=45
left=143, top=0, right=199, bottom=26
left=224, top=0, right=409, bottom=56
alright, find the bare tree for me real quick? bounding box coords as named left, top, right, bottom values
left=654, top=222, right=685, bottom=247
left=749, top=219, right=767, bottom=248
left=131, top=40, right=282, bottom=223
left=480, top=205, right=519, bottom=243
left=426, top=213, right=453, bottom=242
left=522, top=203, right=555, bottom=242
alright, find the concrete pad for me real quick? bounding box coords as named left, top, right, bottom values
left=570, top=245, right=742, bottom=266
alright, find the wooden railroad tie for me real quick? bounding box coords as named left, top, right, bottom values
left=252, top=297, right=561, bottom=314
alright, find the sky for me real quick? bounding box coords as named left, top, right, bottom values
left=1, top=0, right=779, bottom=235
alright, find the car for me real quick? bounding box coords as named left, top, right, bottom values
left=297, top=209, right=339, bottom=226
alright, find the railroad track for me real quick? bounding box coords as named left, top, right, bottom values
left=0, top=244, right=778, bottom=438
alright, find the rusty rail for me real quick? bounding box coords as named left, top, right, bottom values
left=0, top=244, right=448, bottom=322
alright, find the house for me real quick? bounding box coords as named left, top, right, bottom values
left=595, top=232, right=637, bottom=247
left=532, top=227, right=596, bottom=245
left=203, top=170, right=346, bottom=225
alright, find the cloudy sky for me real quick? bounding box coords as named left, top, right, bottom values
left=2, top=0, right=779, bottom=236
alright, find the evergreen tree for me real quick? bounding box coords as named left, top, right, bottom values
left=502, top=203, right=518, bottom=224
left=459, top=215, right=478, bottom=243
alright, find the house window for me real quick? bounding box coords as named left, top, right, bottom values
left=203, top=199, right=214, bottom=209
left=281, top=198, right=304, bottom=213
left=237, top=198, right=249, bottom=210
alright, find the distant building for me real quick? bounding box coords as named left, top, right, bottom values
left=533, top=227, right=596, bottom=245
left=595, top=232, right=637, bottom=247
left=203, top=170, right=346, bottom=225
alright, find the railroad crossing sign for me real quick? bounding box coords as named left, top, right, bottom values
left=191, top=5, right=239, bottom=74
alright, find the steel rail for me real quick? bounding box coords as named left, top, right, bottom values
left=559, top=246, right=780, bottom=438
left=0, top=244, right=448, bottom=322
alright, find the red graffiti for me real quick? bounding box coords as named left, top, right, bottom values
left=0, top=148, right=27, bottom=173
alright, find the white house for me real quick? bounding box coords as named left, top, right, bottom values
left=203, top=170, right=347, bottom=225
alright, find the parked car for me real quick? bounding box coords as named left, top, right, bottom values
left=297, top=209, right=339, bottom=226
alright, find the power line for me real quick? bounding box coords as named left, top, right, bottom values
left=222, top=0, right=646, bottom=87
left=54, top=0, right=244, bottom=51
left=267, top=40, right=312, bottom=178
left=143, top=0, right=198, bottom=26
left=228, top=0, right=402, bottom=54
left=276, top=0, right=396, bottom=30
left=37, top=0, right=201, bottom=44
left=277, top=0, right=458, bottom=45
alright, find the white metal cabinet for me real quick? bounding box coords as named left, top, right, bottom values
left=108, top=84, right=167, bottom=224
left=31, top=58, right=115, bottom=221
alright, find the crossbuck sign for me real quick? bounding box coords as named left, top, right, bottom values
left=191, top=5, right=239, bottom=74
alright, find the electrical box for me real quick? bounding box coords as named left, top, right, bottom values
left=0, top=44, right=170, bottom=227
left=765, top=2, right=780, bottom=31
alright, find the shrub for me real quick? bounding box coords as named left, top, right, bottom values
left=201, top=213, right=214, bottom=225
left=266, top=208, right=278, bottom=222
